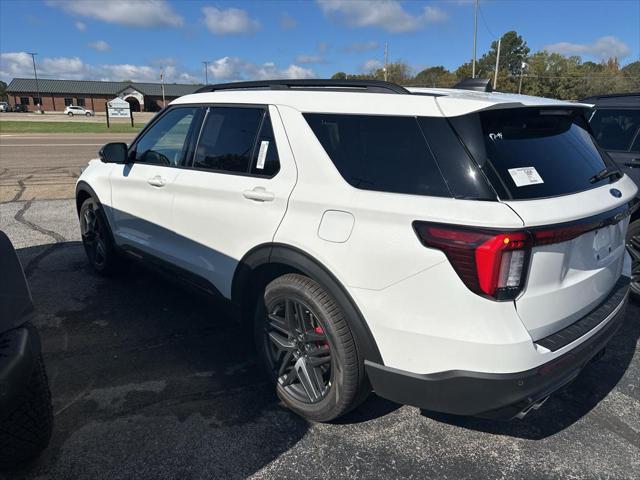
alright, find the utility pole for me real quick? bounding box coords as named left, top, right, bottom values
left=202, top=61, right=209, bottom=85
left=28, top=52, right=42, bottom=113
left=518, top=61, right=526, bottom=94
left=493, top=36, right=501, bottom=90
left=383, top=43, right=388, bottom=82
left=472, top=0, right=478, bottom=78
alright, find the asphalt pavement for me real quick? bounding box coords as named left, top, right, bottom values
left=0, top=134, right=639, bottom=480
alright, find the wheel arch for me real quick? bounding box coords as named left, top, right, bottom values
left=232, top=243, right=384, bottom=365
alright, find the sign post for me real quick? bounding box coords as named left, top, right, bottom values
left=106, top=97, right=132, bottom=128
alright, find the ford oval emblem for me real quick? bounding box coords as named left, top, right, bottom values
left=610, top=188, right=622, bottom=198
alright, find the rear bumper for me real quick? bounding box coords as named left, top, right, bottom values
left=365, top=278, right=629, bottom=419
left=0, top=322, right=41, bottom=414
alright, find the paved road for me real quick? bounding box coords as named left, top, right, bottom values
left=0, top=135, right=639, bottom=479
left=0, top=133, right=136, bottom=202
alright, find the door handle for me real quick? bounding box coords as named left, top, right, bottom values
left=624, top=158, right=640, bottom=168
left=147, top=175, right=166, bottom=187
left=243, top=186, right=275, bottom=202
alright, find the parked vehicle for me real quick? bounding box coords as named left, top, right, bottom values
left=76, top=79, right=635, bottom=422
left=0, top=231, right=53, bottom=469
left=12, top=104, right=28, bottom=113
left=65, top=105, right=93, bottom=116
left=583, top=93, right=640, bottom=298
left=0, top=102, right=9, bottom=112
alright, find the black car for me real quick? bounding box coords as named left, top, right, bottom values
left=0, top=231, right=53, bottom=469
left=583, top=92, right=640, bottom=298
left=12, top=104, right=29, bottom=113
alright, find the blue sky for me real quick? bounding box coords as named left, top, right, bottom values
left=1, top=0, right=638, bottom=84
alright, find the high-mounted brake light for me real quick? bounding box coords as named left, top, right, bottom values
left=413, top=223, right=531, bottom=301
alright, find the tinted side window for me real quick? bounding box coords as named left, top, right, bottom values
left=134, top=107, right=198, bottom=166
left=589, top=109, right=640, bottom=151
left=250, top=113, right=280, bottom=176
left=304, top=114, right=450, bottom=197
left=194, top=107, right=264, bottom=173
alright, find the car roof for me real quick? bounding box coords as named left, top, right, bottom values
left=171, top=81, right=590, bottom=117
left=580, top=92, right=640, bottom=108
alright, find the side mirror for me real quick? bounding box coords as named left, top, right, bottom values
left=99, top=142, right=128, bottom=164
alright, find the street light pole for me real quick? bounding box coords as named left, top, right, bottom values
left=202, top=61, right=209, bottom=85
left=28, top=52, right=42, bottom=113
left=472, top=0, right=478, bottom=78
left=518, top=61, right=527, bottom=94
left=493, top=36, right=501, bottom=90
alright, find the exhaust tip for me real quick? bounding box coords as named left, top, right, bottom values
left=515, top=395, right=550, bottom=419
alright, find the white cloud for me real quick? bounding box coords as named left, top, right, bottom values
left=280, top=12, right=297, bottom=29
left=0, top=52, right=314, bottom=84
left=202, top=7, right=260, bottom=35
left=207, top=56, right=314, bottom=81
left=0, top=51, right=200, bottom=83
left=544, top=36, right=631, bottom=60
left=295, top=54, right=325, bottom=64
left=343, top=40, right=379, bottom=53
left=317, top=0, right=448, bottom=33
left=45, top=0, right=183, bottom=28
left=361, top=59, right=383, bottom=72
left=423, top=6, right=448, bottom=23
left=75, top=20, right=86, bottom=31
left=88, top=40, right=110, bottom=52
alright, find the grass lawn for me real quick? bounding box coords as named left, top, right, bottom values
left=0, top=121, right=145, bottom=134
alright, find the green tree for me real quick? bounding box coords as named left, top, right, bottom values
left=0, top=81, right=7, bottom=102
left=479, top=31, right=530, bottom=77
left=331, top=72, right=347, bottom=80
left=414, top=66, right=456, bottom=87
left=371, top=61, right=412, bottom=84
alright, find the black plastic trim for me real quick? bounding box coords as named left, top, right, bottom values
left=231, top=243, right=384, bottom=364
left=195, top=79, right=410, bottom=95
left=365, top=283, right=628, bottom=419
left=536, top=276, right=630, bottom=351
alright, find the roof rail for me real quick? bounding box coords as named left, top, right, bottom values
left=453, top=78, right=493, bottom=93
left=195, top=79, right=410, bottom=95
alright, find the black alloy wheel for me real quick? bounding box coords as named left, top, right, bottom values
left=263, top=298, right=332, bottom=404
left=256, top=273, right=367, bottom=421
left=79, top=198, right=118, bottom=274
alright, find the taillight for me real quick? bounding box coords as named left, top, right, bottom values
left=413, top=222, right=531, bottom=301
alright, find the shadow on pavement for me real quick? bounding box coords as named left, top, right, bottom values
left=13, top=241, right=312, bottom=479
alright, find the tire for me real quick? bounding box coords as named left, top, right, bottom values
left=626, top=218, right=640, bottom=300
left=254, top=273, right=368, bottom=422
left=67, top=112, right=73, bottom=116
left=85, top=112, right=91, bottom=117
left=79, top=197, right=120, bottom=274
left=0, top=354, right=53, bottom=469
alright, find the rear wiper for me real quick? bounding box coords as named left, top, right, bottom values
left=589, top=168, right=622, bottom=184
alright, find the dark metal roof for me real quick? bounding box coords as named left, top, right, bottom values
left=6, top=78, right=204, bottom=97
left=580, top=92, right=640, bottom=108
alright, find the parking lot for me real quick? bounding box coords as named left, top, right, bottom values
left=1, top=133, right=639, bottom=480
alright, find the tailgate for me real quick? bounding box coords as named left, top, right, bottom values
left=504, top=175, right=636, bottom=340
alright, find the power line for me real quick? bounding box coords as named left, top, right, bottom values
left=478, top=3, right=498, bottom=40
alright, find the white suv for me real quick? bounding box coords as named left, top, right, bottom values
left=64, top=105, right=93, bottom=116
left=75, top=79, right=636, bottom=422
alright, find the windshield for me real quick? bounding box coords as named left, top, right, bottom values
left=449, top=107, right=614, bottom=200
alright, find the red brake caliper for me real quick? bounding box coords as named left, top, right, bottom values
left=315, top=326, right=329, bottom=348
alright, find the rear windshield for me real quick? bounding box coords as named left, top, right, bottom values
left=449, top=108, right=614, bottom=200
left=304, top=113, right=451, bottom=197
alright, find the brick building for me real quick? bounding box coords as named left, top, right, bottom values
left=6, top=78, right=204, bottom=112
